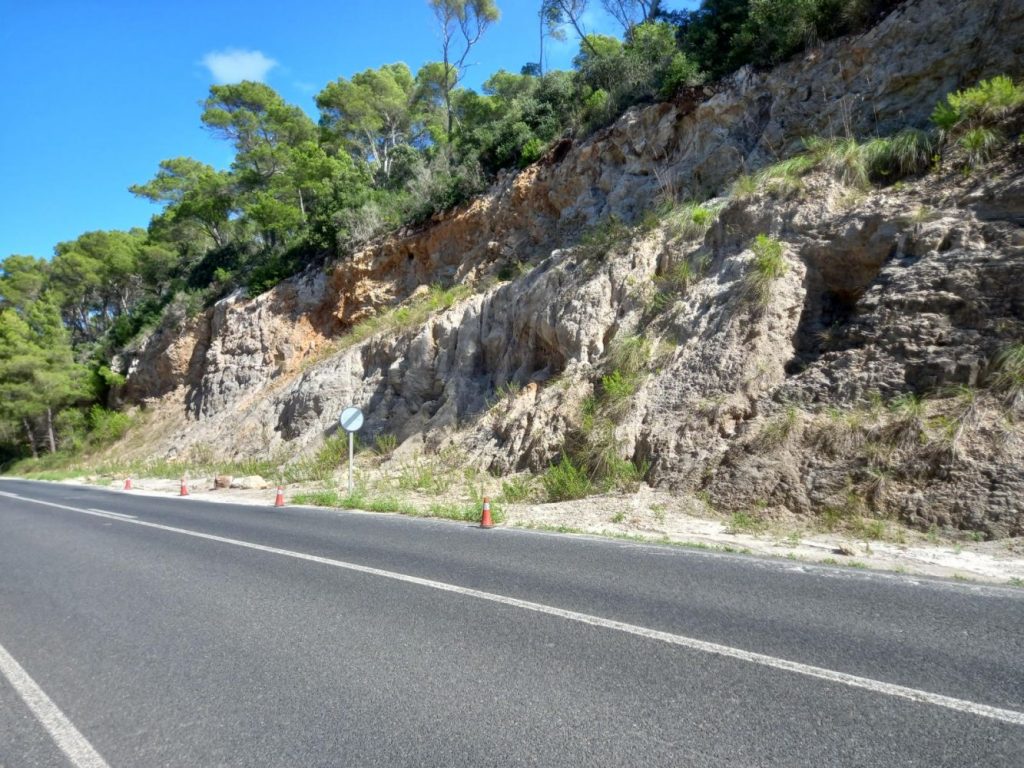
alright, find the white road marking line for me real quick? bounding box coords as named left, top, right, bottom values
left=88, top=509, right=136, bottom=520
left=0, top=641, right=110, bottom=768
left=7, top=492, right=1024, bottom=727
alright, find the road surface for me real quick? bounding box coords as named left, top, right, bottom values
left=1, top=478, right=1022, bottom=766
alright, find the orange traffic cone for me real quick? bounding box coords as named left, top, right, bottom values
left=274, top=486, right=285, bottom=507
left=180, top=476, right=189, bottom=496
left=123, top=478, right=132, bottom=491
left=480, top=496, right=494, bottom=529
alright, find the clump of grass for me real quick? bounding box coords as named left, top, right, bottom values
left=742, top=234, right=787, bottom=307
left=930, top=385, right=981, bottom=461
left=374, top=433, right=398, bottom=456
left=284, top=435, right=350, bottom=484
left=364, top=496, right=417, bottom=515
left=991, top=343, right=1024, bottom=411
left=427, top=500, right=502, bottom=523
left=755, top=153, right=818, bottom=197
left=607, top=334, right=651, bottom=377
left=851, top=517, right=887, bottom=541
left=600, top=370, right=637, bottom=411
left=395, top=459, right=452, bottom=494
left=577, top=215, right=631, bottom=261
left=884, top=393, right=927, bottom=450
left=542, top=454, right=593, bottom=501
left=959, top=127, right=1002, bottom=167
left=730, top=173, right=759, bottom=200
left=499, top=476, right=535, bottom=503
left=810, top=407, right=871, bottom=458
left=803, top=136, right=871, bottom=188
left=668, top=201, right=722, bottom=240
left=757, top=404, right=800, bottom=448
left=726, top=510, right=768, bottom=534
left=650, top=254, right=710, bottom=314
left=485, top=379, right=524, bottom=409
left=861, top=129, right=936, bottom=180
left=651, top=503, right=667, bottom=524
left=291, top=489, right=346, bottom=507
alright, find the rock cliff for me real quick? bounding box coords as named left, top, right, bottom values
left=119, top=0, right=1024, bottom=536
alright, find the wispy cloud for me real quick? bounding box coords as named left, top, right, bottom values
left=201, top=49, right=278, bottom=84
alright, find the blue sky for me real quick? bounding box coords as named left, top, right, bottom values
left=0, top=0, right=695, bottom=260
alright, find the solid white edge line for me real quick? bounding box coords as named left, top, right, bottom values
left=6, top=491, right=1024, bottom=728
left=0, top=642, right=110, bottom=768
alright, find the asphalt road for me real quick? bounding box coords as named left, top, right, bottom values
left=1, top=478, right=1022, bottom=767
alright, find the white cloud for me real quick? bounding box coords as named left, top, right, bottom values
left=201, top=49, right=278, bottom=84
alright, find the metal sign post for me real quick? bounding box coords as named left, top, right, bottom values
left=339, top=406, right=364, bottom=495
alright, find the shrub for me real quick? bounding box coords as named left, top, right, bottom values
left=543, top=454, right=593, bottom=501
left=54, top=409, right=87, bottom=453
left=87, top=406, right=133, bottom=446
left=932, top=75, right=1024, bottom=133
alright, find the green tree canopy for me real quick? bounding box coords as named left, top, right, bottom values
left=316, top=63, right=427, bottom=181
left=130, top=157, right=236, bottom=248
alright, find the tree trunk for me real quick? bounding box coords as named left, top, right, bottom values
left=46, top=407, right=56, bottom=454
left=539, top=11, right=544, bottom=75
left=23, top=417, right=38, bottom=459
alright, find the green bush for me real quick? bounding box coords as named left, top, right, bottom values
left=600, top=370, right=638, bottom=407
left=87, top=406, right=133, bottom=446
left=543, top=454, right=593, bottom=501
left=932, top=75, right=1024, bottom=133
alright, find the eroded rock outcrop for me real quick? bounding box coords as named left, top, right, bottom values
left=118, top=0, right=1024, bottom=535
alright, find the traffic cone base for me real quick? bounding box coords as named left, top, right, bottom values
left=480, top=497, right=494, bottom=529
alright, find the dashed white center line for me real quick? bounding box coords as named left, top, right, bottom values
left=88, top=509, right=136, bottom=520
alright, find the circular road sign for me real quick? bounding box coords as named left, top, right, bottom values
left=339, top=406, right=364, bottom=433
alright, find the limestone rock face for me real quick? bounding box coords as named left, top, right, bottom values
left=119, top=0, right=1024, bottom=536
